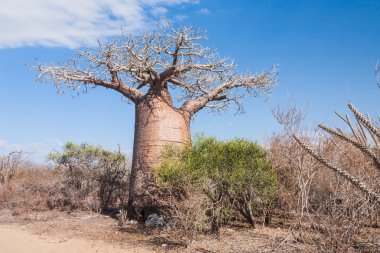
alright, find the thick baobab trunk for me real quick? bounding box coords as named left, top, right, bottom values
left=127, top=89, right=191, bottom=220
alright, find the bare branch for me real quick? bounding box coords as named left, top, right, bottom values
left=272, top=100, right=306, bottom=134
left=33, top=19, right=276, bottom=112
left=181, top=66, right=278, bottom=115
left=34, top=63, right=144, bottom=103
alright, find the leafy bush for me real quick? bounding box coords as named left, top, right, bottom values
left=156, top=136, right=277, bottom=230
left=49, top=142, right=130, bottom=212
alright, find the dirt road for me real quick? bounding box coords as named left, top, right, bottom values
left=0, top=224, right=153, bottom=253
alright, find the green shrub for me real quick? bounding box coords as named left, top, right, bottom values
left=49, top=142, right=130, bottom=212
left=156, top=136, right=277, bottom=230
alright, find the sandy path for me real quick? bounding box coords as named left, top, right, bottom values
left=0, top=225, right=153, bottom=253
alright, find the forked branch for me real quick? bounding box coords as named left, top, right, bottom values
left=33, top=19, right=277, bottom=113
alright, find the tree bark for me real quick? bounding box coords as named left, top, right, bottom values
left=127, top=89, right=191, bottom=220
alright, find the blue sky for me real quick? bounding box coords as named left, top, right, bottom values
left=0, top=0, right=379, bottom=162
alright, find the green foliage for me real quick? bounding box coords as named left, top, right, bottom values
left=48, top=142, right=125, bottom=169
left=156, top=136, right=277, bottom=229
left=49, top=142, right=129, bottom=212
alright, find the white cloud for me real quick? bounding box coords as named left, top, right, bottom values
left=0, top=0, right=198, bottom=49
left=0, top=138, right=23, bottom=152
left=151, top=6, right=168, bottom=15
left=0, top=138, right=63, bottom=163
left=197, top=8, right=210, bottom=15
left=174, top=14, right=187, bottom=21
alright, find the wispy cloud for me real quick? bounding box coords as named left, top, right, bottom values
left=197, top=8, right=210, bottom=15
left=0, top=138, right=63, bottom=163
left=151, top=6, right=168, bottom=15
left=174, top=14, right=188, bottom=21
left=0, top=0, right=198, bottom=49
left=0, top=138, right=23, bottom=152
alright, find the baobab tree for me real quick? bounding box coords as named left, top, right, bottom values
left=34, top=21, right=277, bottom=220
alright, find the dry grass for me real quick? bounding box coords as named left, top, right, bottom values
left=1, top=128, right=379, bottom=252
left=0, top=151, right=129, bottom=213
left=269, top=103, right=380, bottom=252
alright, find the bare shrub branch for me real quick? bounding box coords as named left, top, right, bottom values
left=272, top=100, right=306, bottom=134
left=293, top=134, right=380, bottom=204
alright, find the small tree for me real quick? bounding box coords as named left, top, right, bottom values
left=270, top=103, right=325, bottom=217
left=49, top=142, right=129, bottom=212
left=156, top=136, right=277, bottom=230
left=0, top=151, right=25, bottom=188
left=34, top=20, right=277, bottom=220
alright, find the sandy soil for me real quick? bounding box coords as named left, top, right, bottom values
left=0, top=224, right=152, bottom=253
left=6, top=209, right=378, bottom=253
left=0, top=209, right=314, bottom=253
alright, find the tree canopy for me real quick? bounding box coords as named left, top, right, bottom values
left=35, top=20, right=278, bottom=115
